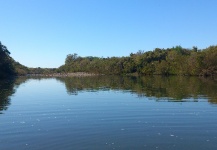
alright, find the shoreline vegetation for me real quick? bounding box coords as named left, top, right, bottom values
left=26, top=72, right=98, bottom=77
left=1, top=41, right=217, bottom=79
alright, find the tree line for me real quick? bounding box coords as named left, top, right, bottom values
left=0, top=41, right=56, bottom=78
left=1, top=40, right=217, bottom=78
left=58, top=45, right=217, bottom=76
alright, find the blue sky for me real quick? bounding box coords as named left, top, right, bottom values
left=1, top=0, right=217, bottom=68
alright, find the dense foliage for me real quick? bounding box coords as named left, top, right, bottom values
left=0, top=41, right=32, bottom=78
left=0, top=41, right=56, bottom=77
left=0, top=42, right=16, bottom=78
left=1, top=41, right=217, bottom=77
left=58, top=46, right=217, bottom=76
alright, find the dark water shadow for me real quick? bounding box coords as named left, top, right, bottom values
left=56, top=75, right=217, bottom=104
left=1, top=76, right=217, bottom=114
left=0, top=77, right=29, bottom=113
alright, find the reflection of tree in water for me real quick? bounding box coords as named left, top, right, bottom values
left=0, top=77, right=28, bottom=114
left=1, top=76, right=216, bottom=113
left=0, top=79, right=15, bottom=113
left=57, top=76, right=217, bottom=104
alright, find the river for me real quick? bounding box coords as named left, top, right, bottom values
left=0, top=76, right=217, bottom=150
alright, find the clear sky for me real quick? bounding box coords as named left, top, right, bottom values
left=1, top=0, right=217, bottom=68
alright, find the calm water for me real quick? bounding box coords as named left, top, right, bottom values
left=0, top=76, right=217, bottom=150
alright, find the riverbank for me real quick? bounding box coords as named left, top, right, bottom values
left=26, top=72, right=98, bottom=77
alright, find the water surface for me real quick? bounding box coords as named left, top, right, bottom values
left=0, top=76, right=217, bottom=150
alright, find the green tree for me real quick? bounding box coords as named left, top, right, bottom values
left=0, top=42, right=16, bottom=78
